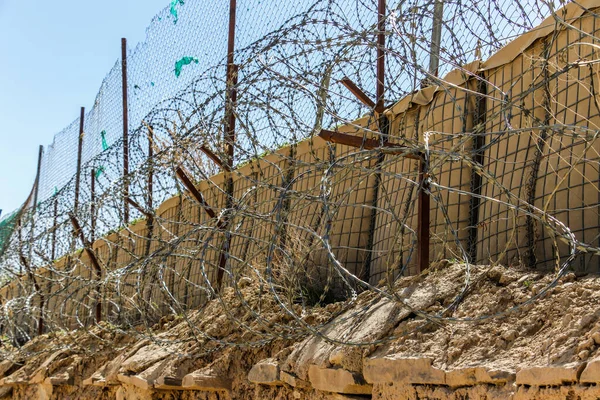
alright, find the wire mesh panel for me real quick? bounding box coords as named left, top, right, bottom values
left=1, top=0, right=600, bottom=351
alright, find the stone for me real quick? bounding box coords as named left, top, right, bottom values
left=119, top=343, right=171, bottom=375
left=117, top=373, right=153, bottom=390
left=580, top=358, right=600, bottom=383
left=328, top=347, right=363, bottom=372
left=248, top=358, right=281, bottom=385
left=0, top=360, right=17, bottom=378
left=307, top=365, right=371, bottom=395
left=238, top=277, right=253, bottom=288
left=579, top=350, right=591, bottom=360
left=103, top=339, right=151, bottom=384
left=501, top=330, right=518, bottom=342
left=363, top=356, right=446, bottom=385
left=445, top=367, right=514, bottom=388
left=182, top=368, right=232, bottom=391
left=516, top=364, right=585, bottom=386
left=326, top=394, right=373, bottom=400
left=0, top=387, right=12, bottom=398
left=499, top=273, right=517, bottom=286
left=44, top=372, right=75, bottom=386
left=82, top=370, right=113, bottom=387
left=578, top=338, right=594, bottom=352
left=281, top=370, right=310, bottom=389
left=592, top=332, right=600, bottom=345
left=29, top=350, right=70, bottom=384
left=37, top=382, right=53, bottom=400
left=154, top=375, right=184, bottom=390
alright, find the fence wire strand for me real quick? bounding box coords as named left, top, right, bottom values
left=1, top=0, right=599, bottom=355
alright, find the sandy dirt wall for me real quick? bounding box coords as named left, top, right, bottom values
left=3, top=263, right=600, bottom=399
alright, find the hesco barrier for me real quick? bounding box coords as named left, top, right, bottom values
left=1, top=0, right=600, bottom=344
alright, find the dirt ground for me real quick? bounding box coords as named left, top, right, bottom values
left=1, top=262, right=599, bottom=399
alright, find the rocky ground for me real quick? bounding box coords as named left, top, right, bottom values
left=2, top=262, right=600, bottom=399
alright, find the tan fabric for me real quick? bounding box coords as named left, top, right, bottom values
left=481, top=0, right=600, bottom=70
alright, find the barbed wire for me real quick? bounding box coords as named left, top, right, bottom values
left=1, top=0, right=599, bottom=359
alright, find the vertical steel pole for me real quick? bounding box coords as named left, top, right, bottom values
left=225, top=0, right=237, bottom=169
left=467, top=75, right=487, bottom=263
left=30, top=145, right=43, bottom=259
left=51, top=196, right=58, bottom=261
left=90, top=169, right=96, bottom=243
left=121, top=38, right=130, bottom=225
left=364, top=0, right=388, bottom=283
left=74, top=107, right=85, bottom=215
left=33, top=145, right=44, bottom=336
left=376, top=0, right=386, bottom=113
left=428, top=0, right=444, bottom=79
left=147, top=126, right=154, bottom=212
left=32, top=145, right=43, bottom=211
left=216, top=0, right=237, bottom=292
left=416, top=1, right=444, bottom=273
left=417, top=157, right=430, bottom=273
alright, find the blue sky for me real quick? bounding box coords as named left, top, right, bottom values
left=0, top=0, right=169, bottom=216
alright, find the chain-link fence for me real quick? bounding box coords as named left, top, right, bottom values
left=1, top=0, right=599, bottom=350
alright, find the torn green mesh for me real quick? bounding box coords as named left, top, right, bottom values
left=100, top=130, right=108, bottom=151
left=170, top=0, right=185, bottom=24
left=174, top=57, right=198, bottom=77
left=0, top=211, right=20, bottom=261
left=95, top=166, right=105, bottom=180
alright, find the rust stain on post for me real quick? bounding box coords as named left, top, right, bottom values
left=376, top=0, right=386, bottom=113
left=340, top=77, right=376, bottom=109
left=68, top=213, right=102, bottom=323
left=175, top=167, right=217, bottom=220
left=318, top=129, right=421, bottom=159
left=122, top=38, right=130, bottom=224
left=417, top=160, right=430, bottom=273
left=200, top=145, right=225, bottom=169
left=74, top=107, right=85, bottom=214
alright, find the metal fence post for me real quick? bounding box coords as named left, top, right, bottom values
left=32, top=145, right=43, bottom=212
left=415, top=0, right=445, bottom=273
left=363, top=0, right=387, bottom=283
left=428, top=0, right=445, bottom=79
left=467, top=74, right=487, bottom=263
left=91, top=168, right=96, bottom=243
left=122, top=38, right=130, bottom=225
left=215, top=0, right=238, bottom=292
left=74, top=107, right=85, bottom=215
left=33, top=145, right=44, bottom=335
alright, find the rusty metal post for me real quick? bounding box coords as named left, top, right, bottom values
left=69, top=213, right=102, bottom=323
left=30, top=145, right=43, bottom=259
left=376, top=0, right=386, bottom=113
left=175, top=167, right=217, bottom=219
left=363, top=0, right=388, bottom=282
left=51, top=196, right=58, bottom=261
left=74, top=107, right=85, bottom=215
left=215, top=0, right=238, bottom=291
left=33, top=145, right=44, bottom=336
left=147, top=126, right=154, bottom=212
left=428, top=0, right=445, bottom=79
left=90, top=169, right=96, bottom=243
left=467, top=75, right=487, bottom=263
left=417, top=159, right=430, bottom=273
left=415, top=2, right=445, bottom=272
left=32, top=145, right=43, bottom=211
left=225, top=0, right=237, bottom=170
left=122, top=38, right=130, bottom=225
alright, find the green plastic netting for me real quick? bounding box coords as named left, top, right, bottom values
left=0, top=210, right=20, bottom=261
left=95, top=166, right=105, bottom=180
left=174, top=57, right=198, bottom=77
left=100, top=130, right=108, bottom=151
left=170, top=0, right=185, bottom=24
